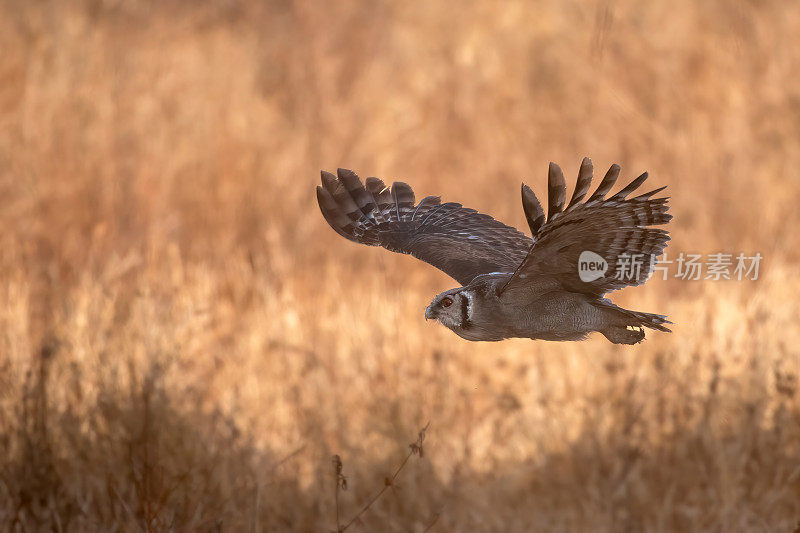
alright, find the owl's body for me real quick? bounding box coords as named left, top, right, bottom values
left=427, top=274, right=656, bottom=344
left=317, top=159, right=671, bottom=344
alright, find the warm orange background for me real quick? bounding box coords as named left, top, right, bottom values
left=1, top=1, right=798, bottom=530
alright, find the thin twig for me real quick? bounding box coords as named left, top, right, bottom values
left=422, top=510, right=442, bottom=532
left=335, top=481, right=340, bottom=531
left=332, top=454, right=346, bottom=532
left=339, top=422, right=429, bottom=531
left=269, top=445, right=306, bottom=475
left=339, top=454, right=409, bottom=531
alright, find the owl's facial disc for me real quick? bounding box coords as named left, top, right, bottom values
left=425, top=291, right=467, bottom=329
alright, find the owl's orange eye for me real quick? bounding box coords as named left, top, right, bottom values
left=442, top=297, right=453, bottom=307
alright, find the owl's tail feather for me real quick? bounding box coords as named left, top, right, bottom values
left=622, top=309, right=672, bottom=332
left=596, top=299, right=672, bottom=334
left=600, top=307, right=672, bottom=344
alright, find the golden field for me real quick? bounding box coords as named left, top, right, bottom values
left=1, top=0, right=799, bottom=530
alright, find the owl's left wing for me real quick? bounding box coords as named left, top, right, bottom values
left=317, top=169, right=532, bottom=286
left=499, top=158, right=671, bottom=297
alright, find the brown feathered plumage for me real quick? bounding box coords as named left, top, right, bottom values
left=317, top=159, right=672, bottom=344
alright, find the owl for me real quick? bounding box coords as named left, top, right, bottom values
left=316, top=158, right=671, bottom=344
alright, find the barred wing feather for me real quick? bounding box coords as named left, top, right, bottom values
left=317, top=168, right=532, bottom=286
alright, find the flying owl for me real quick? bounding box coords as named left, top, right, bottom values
left=316, top=158, right=672, bottom=344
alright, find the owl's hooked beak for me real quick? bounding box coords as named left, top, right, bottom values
left=425, top=305, right=437, bottom=321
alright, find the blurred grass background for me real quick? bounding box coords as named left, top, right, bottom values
left=1, top=0, right=799, bottom=530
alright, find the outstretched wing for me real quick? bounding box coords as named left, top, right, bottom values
left=500, top=158, right=671, bottom=297
left=317, top=168, right=532, bottom=286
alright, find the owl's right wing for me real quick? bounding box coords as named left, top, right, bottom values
left=499, top=158, right=672, bottom=297
left=317, top=169, right=532, bottom=286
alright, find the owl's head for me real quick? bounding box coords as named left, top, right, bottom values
left=425, top=289, right=474, bottom=330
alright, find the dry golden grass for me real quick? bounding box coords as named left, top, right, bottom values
left=1, top=0, right=799, bottom=530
